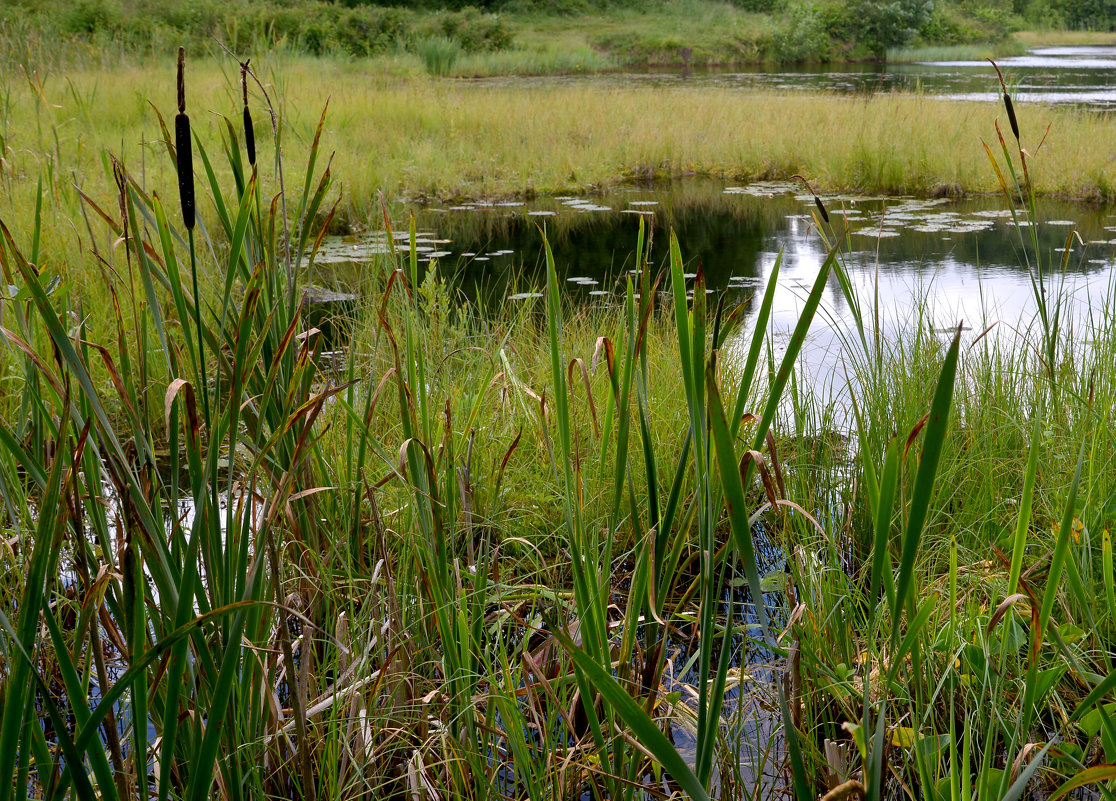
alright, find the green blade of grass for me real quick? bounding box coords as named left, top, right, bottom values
left=893, top=325, right=961, bottom=645
left=1009, top=405, right=1044, bottom=594
left=706, top=361, right=769, bottom=637
left=552, top=629, right=711, bottom=801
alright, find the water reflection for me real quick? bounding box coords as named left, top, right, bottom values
left=464, top=45, right=1116, bottom=109
left=314, top=177, right=1116, bottom=396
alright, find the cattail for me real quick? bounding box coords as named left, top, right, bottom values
left=1003, top=92, right=1020, bottom=141
left=175, top=47, right=195, bottom=230
left=814, top=195, right=830, bottom=225
left=989, top=59, right=1020, bottom=142
left=241, top=61, right=256, bottom=167
left=793, top=174, right=830, bottom=225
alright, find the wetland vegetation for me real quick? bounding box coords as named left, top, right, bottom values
left=2, top=3, right=1116, bottom=801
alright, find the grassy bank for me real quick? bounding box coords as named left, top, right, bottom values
left=6, top=55, right=1116, bottom=308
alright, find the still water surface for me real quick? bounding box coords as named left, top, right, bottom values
left=316, top=178, right=1116, bottom=395
left=469, top=45, right=1116, bottom=108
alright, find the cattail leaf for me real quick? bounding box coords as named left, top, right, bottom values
left=551, top=628, right=711, bottom=801
left=731, top=248, right=781, bottom=435
left=751, top=239, right=836, bottom=451
left=1009, top=406, right=1043, bottom=593
left=892, top=325, right=960, bottom=644
left=706, top=361, right=769, bottom=637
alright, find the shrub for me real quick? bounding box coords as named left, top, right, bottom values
left=846, top=0, right=934, bottom=58
left=335, top=7, right=410, bottom=56
left=768, top=2, right=835, bottom=62
left=431, top=8, right=513, bottom=52
left=62, top=0, right=121, bottom=34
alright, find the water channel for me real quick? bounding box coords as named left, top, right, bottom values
left=470, top=44, right=1116, bottom=108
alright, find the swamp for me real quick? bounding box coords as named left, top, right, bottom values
left=1, top=1, right=1116, bottom=800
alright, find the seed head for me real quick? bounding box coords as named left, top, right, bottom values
left=241, top=62, right=256, bottom=167
left=1003, top=92, right=1020, bottom=142
left=175, top=47, right=195, bottom=230
left=814, top=196, right=830, bottom=225
left=988, top=59, right=1020, bottom=142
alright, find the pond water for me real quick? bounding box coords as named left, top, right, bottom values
left=467, top=45, right=1116, bottom=109
left=314, top=178, right=1116, bottom=398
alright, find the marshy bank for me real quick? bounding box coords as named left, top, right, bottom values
left=1, top=44, right=1116, bottom=801
left=10, top=52, right=1116, bottom=314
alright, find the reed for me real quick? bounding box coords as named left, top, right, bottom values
left=415, top=35, right=461, bottom=76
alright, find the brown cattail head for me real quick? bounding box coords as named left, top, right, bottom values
left=1003, top=92, right=1020, bottom=141
left=792, top=174, right=829, bottom=224
left=241, top=61, right=256, bottom=166
left=112, top=157, right=130, bottom=253
left=175, top=48, right=195, bottom=229
left=243, top=106, right=256, bottom=167
left=988, top=59, right=1020, bottom=142
left=814, top=195, right=830, bottom=225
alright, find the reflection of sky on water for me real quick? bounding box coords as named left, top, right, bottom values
left=314, top=176, right=1116, bottom=419
left=751, top=209, right=1114, bottom=403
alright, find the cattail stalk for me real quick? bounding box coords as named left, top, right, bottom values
left=176, top=47, right=209, bottom=429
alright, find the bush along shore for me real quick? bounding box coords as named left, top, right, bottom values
left=0, top=49, right=1115, bottom=801
left=0, top=0, right=1038, bottom=75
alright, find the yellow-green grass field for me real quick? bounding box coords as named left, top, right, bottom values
left=4, top=54, right=1116, bottom=295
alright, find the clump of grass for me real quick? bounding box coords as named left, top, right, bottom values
left=887, top=41, right=1025, bottom=62
left=415, top=35, right=461, bottom=76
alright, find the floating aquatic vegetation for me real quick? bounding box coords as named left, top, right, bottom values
left=854, top=228, right=901, bottom=238
left=724, top=181, right=799, bottom=196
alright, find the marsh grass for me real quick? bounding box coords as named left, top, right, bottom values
left=1, top=44, right=1116, bottom=801
left=8, top=55, right=1116, bottom=326
left=415, top=35, right=461, bottom=77
left=887, top=41, right=1027, bottom=62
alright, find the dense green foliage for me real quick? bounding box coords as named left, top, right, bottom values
left=0, top=0, right=512, bottom=62
left=1, top=0, right=1112, bottom=70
